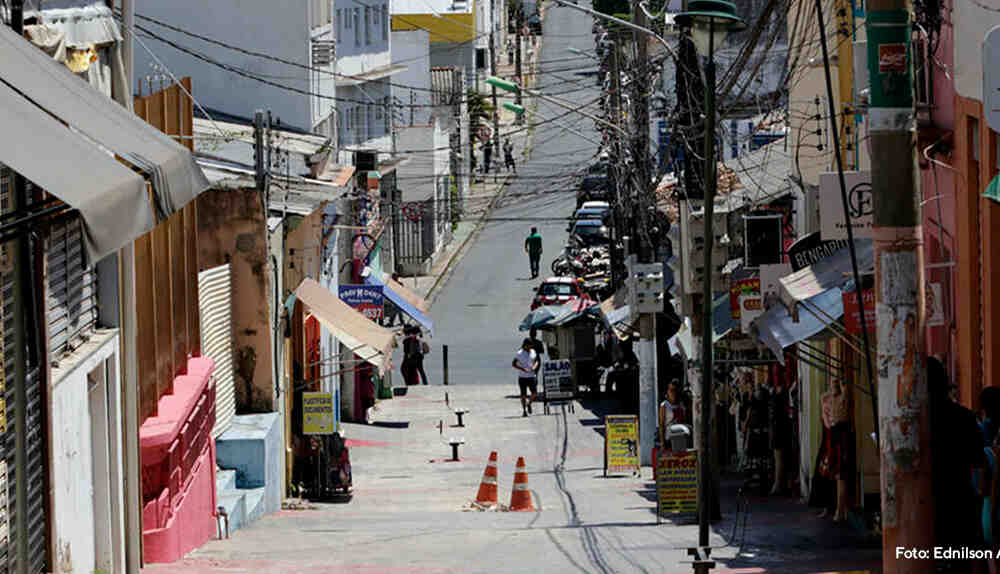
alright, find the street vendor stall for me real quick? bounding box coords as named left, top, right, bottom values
left=519, top=299, right=607, bottom=396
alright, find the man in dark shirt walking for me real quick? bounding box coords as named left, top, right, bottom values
left=525, top=227, right=543, bottom=279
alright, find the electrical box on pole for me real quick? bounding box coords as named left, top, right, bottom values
left=677, top=201, right=728, bottom=294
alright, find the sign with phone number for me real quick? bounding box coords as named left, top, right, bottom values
left=339, top=284, right=384, bottom=321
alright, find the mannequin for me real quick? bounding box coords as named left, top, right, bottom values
left=769, top=378, right=794, bottom=495
left=817, top=379, right=852, bottom=521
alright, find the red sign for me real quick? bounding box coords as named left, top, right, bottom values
left=878, top=43, right=907, bottom=73
left=730, top=277, right=761, bottom=319
left=843, top=289, right=875, bottom=335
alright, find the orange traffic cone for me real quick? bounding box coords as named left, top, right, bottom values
left=474, top=451, right=499, bottom=506
left=509, top=456, right=535, bottom=511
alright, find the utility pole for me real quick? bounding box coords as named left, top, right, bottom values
left=490, top=0, right=501, bottom=157
left=631, top=0, right=658, bottom=468
left=863, top=0, right=932, bottom=571
left=514, top=2, right=523, bottom=125
left=608, top=38, right=624, bottom=292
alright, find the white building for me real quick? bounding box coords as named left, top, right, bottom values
left=133, top=0, right=338, bottom=135
left=334, top=0, right=401, bottom=155
left=390, top=0, right=482, bottom=88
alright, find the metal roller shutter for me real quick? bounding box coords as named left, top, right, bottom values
left=198, top=264, right=235, bottom=438
left=45, top=216, right=97, bottom=364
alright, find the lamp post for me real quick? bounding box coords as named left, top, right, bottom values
left=674, top=1, right=744, bottom=569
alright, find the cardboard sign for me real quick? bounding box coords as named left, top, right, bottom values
left=605, top=415, right=640, bottom=475
left=842, top=289, right=876, bottom=336
left=819, top=171, right=872, bottom=240
left=542, top=360, right=574, bottom=399
left=302, top=392, right=334, bottom=434
left=657, top=450, right=698, bottom=518
left=339, top=284, right=384, bottom=321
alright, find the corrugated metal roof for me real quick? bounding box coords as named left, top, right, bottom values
left=430, top=66, right=461, bottom=107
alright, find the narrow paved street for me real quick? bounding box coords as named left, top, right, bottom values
left=144, top=5, right=882, bottom=573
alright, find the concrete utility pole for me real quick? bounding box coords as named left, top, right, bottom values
left=490, top=0, right=501, bottom=158
left=514, top=2, right=523, bottom=125
left=864, top=0, right=932, bottom=571
left=608, top=38, right=624, bottom=292
left=632, top=0, right=657, bottom=467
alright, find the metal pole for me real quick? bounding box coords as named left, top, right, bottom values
left=490, top=0, right=501, bottom=158
left=814, top=0, right=878, bottom=446
left=862, top=1, right=931, bottom=571
left=697, top=19, right=716, bottom=551
left=443, top=345, right=449, bottom=386
left=514, top=5, right=523, bottom=125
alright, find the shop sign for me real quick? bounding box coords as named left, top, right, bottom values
left=605, top=415, right=640, bottom=476
left=542, top=359, right=574, bottom=399
left=865, top=10, right=912, bottom=111
left=730, top=277, right=760, bottom=320
left=927, top=282, right=945, bottom=327
left=787, top=231, right=849, bottom=272
left=819, top=171, right=872, bottom=240
left=740, top=291, right=763, bottom=333
left=339, top=284, right=384, bottom=321
left=842, top=288, right=876, bottom=336
left=657, top=450, right=698, bottom=520
left=302, top=392, right=334, bottom=434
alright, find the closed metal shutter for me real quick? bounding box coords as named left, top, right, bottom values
left=199, top=264, right=235, bottom=438
left=45, top=216, right=97, bottom=365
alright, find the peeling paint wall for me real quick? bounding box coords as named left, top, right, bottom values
left=197, top=188, right=276, bottom=412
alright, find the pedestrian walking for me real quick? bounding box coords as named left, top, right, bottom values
left=503, top=138, right=516, bottom=173
left=483, top=139, right=493, bottom=173
left=524, top=227, right=542, bottom=278
left=512, top=338, right=539, bottom=417
left=401, top=327, right=421, bottom=385
left=414, top=327, right=430, bottom=385
left=507, top=39, right=514, bottom=65
left=528, top=327, right=545, bottom=372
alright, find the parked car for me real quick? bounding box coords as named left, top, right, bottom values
left=568, top=206, right=610, bottom=231
left=580, top=200, right=611, bottom=214
left=577, top=177, right=614, bottom=207
left=569, top=219, right=610, bottom=247
left=531, top=277, right=590, bottom=310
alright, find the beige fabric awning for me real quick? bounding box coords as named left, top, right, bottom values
left=294, top=278, right=395, bottom=374
left=0, top=24, right=209, bottom=261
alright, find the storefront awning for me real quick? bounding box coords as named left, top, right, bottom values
left=778, top=239, right=873, bottom=321
left=751, top=286, right=844, bottom=364
left=294, top=278, right=395, bottom=374
left=364, top=273, right=434, bottom=336
left=0, top=24, right=209, bottom=261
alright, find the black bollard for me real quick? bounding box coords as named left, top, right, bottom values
left=443, top=344, right=449, bottom=385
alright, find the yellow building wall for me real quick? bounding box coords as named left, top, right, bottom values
left=391, top=12, right=476, bottom=43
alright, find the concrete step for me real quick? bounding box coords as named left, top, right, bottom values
left=243, top=487, right=267, bottom=525
left=216, top=469, right=237, bottom=493
left=217, top=490, right=247, bottom=535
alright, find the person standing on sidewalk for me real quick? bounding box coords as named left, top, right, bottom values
left=512, top=338, right=539, bottom=417
left=414, top=327, right=430, bottom=385
left=524, top=227, right=543, bottom=278
left=401, top=327, right=420, bottom=386
left=507, top=39, right=514, bottom=65
left=503, top=138, right=516, bottom=174
left=483, top=139, right=493, bottom=174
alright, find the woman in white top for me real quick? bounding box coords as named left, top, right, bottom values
left=658, top=380, right=687, bottom=449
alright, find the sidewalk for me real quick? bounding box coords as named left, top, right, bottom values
left=401, top=29, right=545, bottom=306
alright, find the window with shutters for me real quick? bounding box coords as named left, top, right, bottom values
left=46, top=214, right=98, bottom=363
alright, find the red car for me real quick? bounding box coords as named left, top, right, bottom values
left=531, top=277, right=590, bottom=310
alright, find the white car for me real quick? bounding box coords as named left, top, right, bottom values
left=580, top=201, right=610, bottom=211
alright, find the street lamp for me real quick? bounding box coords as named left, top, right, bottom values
left=487, top=76, right=627, bottom=137
left=674, top=0, right=744, bottom=568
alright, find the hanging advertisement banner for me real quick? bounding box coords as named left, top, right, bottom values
left=787, top=231, right=849, bottom=271
left=843, top=288, right=876, bottom=336
left=302, top=392, right=334, bottom=434
left=604, top=415, right=640, bottom=476
left=657, top=450, right=698, bottom=521
left=819, top=171, right=873, bottom=240
left=927, top=282, right=945, bottom=327
left=339, top=284, right=384, bottom=321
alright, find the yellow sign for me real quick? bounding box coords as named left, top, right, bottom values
left=605, top=415, right=639, bottom=475
left=302, top=392, right=334, bottom=435
left=657, top=450, right=698, bottom=517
